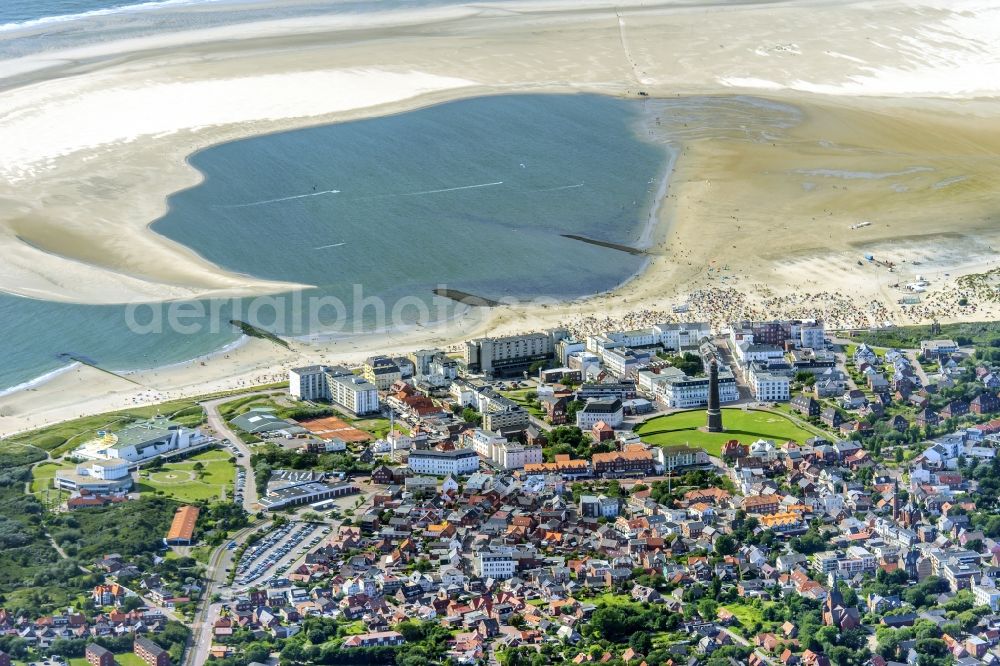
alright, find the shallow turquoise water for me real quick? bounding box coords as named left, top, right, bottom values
left=0, top=93, right=668, bottom=391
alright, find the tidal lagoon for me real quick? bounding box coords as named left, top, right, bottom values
left=1, top=93, right=670, bottom=391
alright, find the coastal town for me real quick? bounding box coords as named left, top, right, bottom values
left=5, top=317, right=1000, bottom=666
left=5, top=1, right=1000, bottom=666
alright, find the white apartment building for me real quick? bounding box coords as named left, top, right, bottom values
left=329, top=374, right=380, bottom=415
left=640, top=367, right=739, bottom=408
left=469, top=429, right=541, bottom=469
left=408, top=449, right=480, bottom=476
left=576, top=398, right=624, bottom=429
left=475, top=551, right=517, bottom=580
left=463, top=331, right=558, bottom=375
left=580, top=494, right=621, bottom=519
left=450, top=380, right=477, bottom=408
left=409, top=349, right=438, bottom=378
left=812, top=547, right=876, bottom=576
left=747, top=365, right=791, bottom=402
left=411, top=349, right=458, bottom=385
left=974, top=581, right=1000, bottom=611
left=595, top=323, right=710, bottom=352
left=556, top=337, right=586, bottom=364
left=585, top=334, right=619, bottom=354
left=289, top=365, right=329, bottom=401
left=793, top=320, right=826, bottom=349
left=656, top=445, right=710, bottom=470
left=288, top=365, right=380, bottom=415
left=496, top=442, right=543, bottom=470
left=566, top=351, right=603, bottom=379
left=735, top=342, right=786, bottom=365
left=653, top=322, right=711, bottom=350
left=471, top=428, right=507, bottom=459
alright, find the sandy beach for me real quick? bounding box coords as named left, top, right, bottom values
left=2, top=0, right=1000, bottom=435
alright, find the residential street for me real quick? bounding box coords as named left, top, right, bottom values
left=184, top=523, right=262, bottom=666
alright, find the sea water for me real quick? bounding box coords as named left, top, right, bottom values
left=0, top=93, right=669, bottom=391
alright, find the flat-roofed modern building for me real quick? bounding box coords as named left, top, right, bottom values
left=56, top=458, right=134, bottom=494
left=259, top=479, right=359, bottom=511
left=481, top=395, right=529, bottom=432
left=288, top=365, right=380, bottom=415
left=289, top=364, right=330, bottom=401
left=329, top=373, right=380, bottom=415
left=462, top=331, right=561, bottom=376
left=920, top=339, right=959, bottom=359
left=75, top=416, right=206, bottom=464
left=408, top=448, right=480, bottom=476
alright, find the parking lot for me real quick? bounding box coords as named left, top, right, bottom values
left=231, top=521, right=328, bottom=590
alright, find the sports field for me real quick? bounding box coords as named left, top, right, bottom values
left=635, top=408, right=820, bottom=456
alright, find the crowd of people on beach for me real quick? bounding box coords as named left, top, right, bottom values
left=558, top=277, right=998, bottom=339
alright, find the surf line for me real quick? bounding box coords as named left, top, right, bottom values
left=219, top=189, right=342, bottom=209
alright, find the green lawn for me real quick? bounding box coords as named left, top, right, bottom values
left=339, top=620, right=367, bottom=636
left=635, top=408, right=820, bottom=456
left=29, top=460, right=76, bottom=508
left=137, top=448, right=235, bottom=502
left=30, top=461, right=74, bottom=492
left=353, top=417, right=407, bottom=439
left=721, top=601, right=778, bottom=635
left=500, top=389, right=546, bottom=420
left=587, top=592, right=637, bottom=607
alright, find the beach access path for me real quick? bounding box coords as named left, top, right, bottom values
left=200, top=393, right=263, bottom=512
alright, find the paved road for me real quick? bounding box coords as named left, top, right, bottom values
left=199, top=393, right=270, bottom=512
left=905, top=349, right=931, bottom=387
left=184, top=523, right=262, bottom=666
left=717, top=625, right=776, bottom=665
left=183, top=391, right=274, bottom=665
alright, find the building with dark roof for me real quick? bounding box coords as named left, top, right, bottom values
left=791, top=394, right=820, bottom=417
left=576, top=398, right=623, bottom=429
left=363, top=356, right=402, bottom=391
left=259, top=471, right=359, bottom=511
left=135, top=636, right=170, bottom=666
left=86, top=643, right=115, bottom=666
left=229, top=409, right=306, bottom=436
